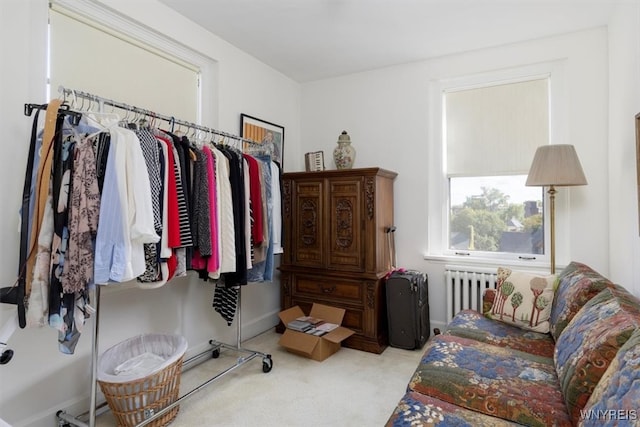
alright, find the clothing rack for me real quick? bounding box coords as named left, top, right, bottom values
left=30, top=87, right=275, bottom=427
left=57, top=85, right=273, bottom=155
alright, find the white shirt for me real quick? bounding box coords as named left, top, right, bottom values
left=94, top=126, right=158, bottom=284
left=271, top=161, right=283, bottom=254
left=212, top=147, right=236, bottom=274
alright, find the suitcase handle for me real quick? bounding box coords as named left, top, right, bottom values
left=385, top=226, right=397, bottom=270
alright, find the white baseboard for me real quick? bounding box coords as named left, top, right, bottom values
left=240, top=309, right=280, bottom=341
left=12, top=395, right=94, bottom=427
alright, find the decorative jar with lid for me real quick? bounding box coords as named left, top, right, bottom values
left=333, top=130, right=355, bottom=169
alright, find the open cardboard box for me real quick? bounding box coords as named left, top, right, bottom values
left=278, top=303, right=355, bottom=361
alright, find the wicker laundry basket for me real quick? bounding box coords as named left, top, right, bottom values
left=97, top=334, right=188, bottom=427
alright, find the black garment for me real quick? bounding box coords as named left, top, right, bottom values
left=219, top=147, right=247, bottom=287
left=48, top=121, right=75, bottom=330
left=6, top=108, right=44, bottom=326
left=180, top=136, right=194, bottom=268
left=191, top=147, right=211, bottom=258
left=164, top=132, right=193, bottom=249
left=93, top=132, right=110, bottom=194
left=213, top=282, right=238, bottom=326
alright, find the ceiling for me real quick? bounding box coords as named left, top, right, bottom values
left=158, top=0, right=619, bottom=83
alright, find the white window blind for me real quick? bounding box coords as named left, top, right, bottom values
left=49, top=7, right=199, bottom=122
left=445, top=78, right=549, bottom=177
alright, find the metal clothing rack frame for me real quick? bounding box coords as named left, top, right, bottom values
left=57, top=86, right=274, bottom=153
left=47, top=86, right=274, bottom=427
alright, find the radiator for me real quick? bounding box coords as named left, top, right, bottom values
left=445, top=266, right=498, bottom=322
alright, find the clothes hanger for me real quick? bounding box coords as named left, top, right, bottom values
left=196, top=128, right=208, bottom=145
left=119, top=105, right=133, bottom=128
left=80, top=95, right=121, bottom=128
left=148, top=112, right=157, bottom=129
left=177, top=122, right=186, bottom=138
left=136, top=110, right=148, bottom=129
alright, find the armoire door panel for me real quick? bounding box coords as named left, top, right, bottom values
left=328, top=179, right=363, bottom=271
left=292, top=180, right=324, bottom=267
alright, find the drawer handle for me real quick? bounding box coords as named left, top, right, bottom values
left=321, top=285, right=336, bottom=294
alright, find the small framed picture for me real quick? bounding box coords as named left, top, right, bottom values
left=305, top=151, right=325, bottom=171
left=240, top=114, right=284, bottom=166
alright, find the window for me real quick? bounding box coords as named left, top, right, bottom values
left=445, top=78, right=548, bottom=257
left=427, top=62, right=565, bottom=265
left=449, top=175, right=543, bottom=254
left=47, top=0, right=218, bottom=124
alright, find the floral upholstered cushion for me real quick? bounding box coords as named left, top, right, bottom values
left=445, top=309, right=555, bottom=357
left=554, top=287, right=640, bottom=424
left=385, top=391, right=521, bottom=427
left=408, top=334, right=571, bottom=427
left=578, top=329, right=640, bottom=427
left=486, top=267, right=556, bottom=333
left=549, top=261, right=617, bottom=341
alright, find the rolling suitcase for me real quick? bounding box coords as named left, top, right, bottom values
left=385, top=270, right=430, bottom=350
left=384, top=226, right=430, bottom=350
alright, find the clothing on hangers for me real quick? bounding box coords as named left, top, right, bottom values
left=17, top=89, right=283, bottom=349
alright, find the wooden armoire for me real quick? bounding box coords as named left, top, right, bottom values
left=279, top=167, right=397, bottom=353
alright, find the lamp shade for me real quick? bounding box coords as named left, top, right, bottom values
left=525, top=144, right=587, bottom=187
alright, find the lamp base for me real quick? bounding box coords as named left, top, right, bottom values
left=548, top=185, right=556, bottom=275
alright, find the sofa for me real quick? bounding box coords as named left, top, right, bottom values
left=385, top=261, right=640, bottom=426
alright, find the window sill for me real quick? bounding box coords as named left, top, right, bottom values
left=423, top=253, right=557, bottom=274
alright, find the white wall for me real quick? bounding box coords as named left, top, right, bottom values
left=301, top=27, right=623, bottom=332
left=0, top=1, right=300, bottom=426
left=608, top=3, right=640, bottom=298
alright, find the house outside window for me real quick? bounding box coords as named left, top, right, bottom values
left=449, top=175, right=543, bottom=255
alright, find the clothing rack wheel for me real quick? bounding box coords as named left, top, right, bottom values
left=0, top=348, right=13, bottom=365
left=207, top=339, right=274, bottom=372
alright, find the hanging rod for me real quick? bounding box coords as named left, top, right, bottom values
left=57, top=86, right=270, bottom=149
left=24, top=102, right=83, bottom=125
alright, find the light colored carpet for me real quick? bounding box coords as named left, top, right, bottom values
left=96, top=329, right=425, bottom=426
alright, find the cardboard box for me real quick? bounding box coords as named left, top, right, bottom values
left=278, top=303, right=355, bottom=361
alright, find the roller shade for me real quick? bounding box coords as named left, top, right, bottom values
left=49, top=7, right=199, bottom=122
left=446, top=78, right=549, bottom=177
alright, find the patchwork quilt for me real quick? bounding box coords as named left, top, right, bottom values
left=407, top=334, right=571, bottom=427
left=444, top=309, right=555, bottom=358
left=386, top=391, right=521, bottom=427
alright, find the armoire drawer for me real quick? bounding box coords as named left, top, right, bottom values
left=292, top=275, right=363, bottom=304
